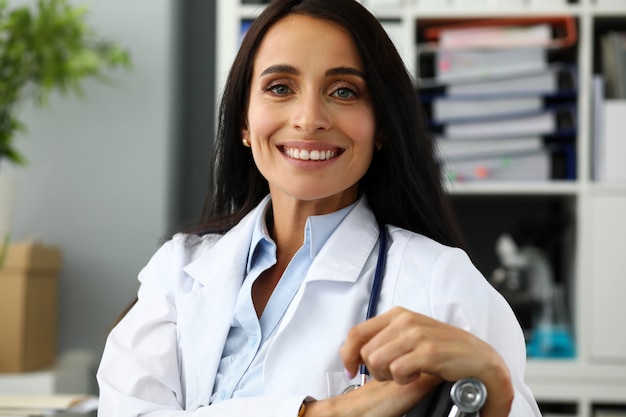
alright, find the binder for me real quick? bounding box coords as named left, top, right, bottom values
left=428, top=94, right=577, bottom=123
left=442, top=149, right=552, bottom=182
left=598, top=100, right=626, bottom=181
left=430, top=106, right=577, bottom=140
left=601, top=31, right=626, bottom=99
left=435, top=47, right=548, bottom=83
left=421, top=16, right=577, bottom=50
left=436, top=136, right=545, bottom=160
left=440, top=144, right=575, bottom=182
left=432, top=96, right=542, bottom=122
left=417, top=65, right=578, bottom=99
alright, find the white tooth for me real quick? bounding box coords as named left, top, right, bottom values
left=285, top=148, right=338, bottom=160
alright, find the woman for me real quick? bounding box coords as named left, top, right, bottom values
left=96, top=0, right=541, bottom=416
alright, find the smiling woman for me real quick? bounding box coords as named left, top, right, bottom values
left=96, top=1, right=542, bottom=417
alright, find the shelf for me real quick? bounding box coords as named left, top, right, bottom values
left=412, top=7, right=582, bottom=18
left=589, top=183, right=626, bottom=195
left=591, top=7, right=626, bottom=16
left=527, top=360, right=626, bottom=382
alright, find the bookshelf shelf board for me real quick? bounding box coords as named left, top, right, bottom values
left=413, top=8, right=583, bottom=19
left=589, top=182, right=626, bottom=194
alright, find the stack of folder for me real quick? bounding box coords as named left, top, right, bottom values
left=416, top=16, right=578, bottom=182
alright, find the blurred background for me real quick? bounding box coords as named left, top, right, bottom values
left=3, top=0, right=216, bottom=378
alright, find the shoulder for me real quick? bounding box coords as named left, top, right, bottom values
left=383, top=225, right=495, bottom=318
left=385, top=225, right=473, bottom=273
left=147, top=232, right=222, bottom=268
left=136, top=232, right=224, bottom=293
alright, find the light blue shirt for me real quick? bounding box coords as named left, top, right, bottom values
left=210, top=200, right=357, bottom=403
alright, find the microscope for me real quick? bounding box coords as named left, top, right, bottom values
left=491, top=233, right=575, bottom=358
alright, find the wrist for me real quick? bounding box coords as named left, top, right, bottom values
left=481, top=361, right=514, bottom=417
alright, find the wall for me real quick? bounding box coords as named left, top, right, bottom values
left=4, top=0, right=175, bottom=362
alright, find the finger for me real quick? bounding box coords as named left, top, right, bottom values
left=359, top=309, right=436, bottom=381
left=340, top=312, right=396, bottom=374
left=360, top=327, right=417, bottom=381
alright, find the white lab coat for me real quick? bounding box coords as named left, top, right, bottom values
left=96, top=197, right=541, bottom=417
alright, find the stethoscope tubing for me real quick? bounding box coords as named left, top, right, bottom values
left=358, top=223, right=388, bottom=379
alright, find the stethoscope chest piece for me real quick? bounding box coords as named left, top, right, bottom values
left=342, top=384, right=360, bottom=394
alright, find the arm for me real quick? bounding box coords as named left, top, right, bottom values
left=339, top=243, right=541, bottom=417
left=339, top=307, right=514, bottom=417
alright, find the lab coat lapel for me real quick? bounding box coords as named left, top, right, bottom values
left=177, top=200, right=267, bottom=409
left=264, top=198, right=382, bottom=397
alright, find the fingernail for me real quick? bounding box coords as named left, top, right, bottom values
left=344, top=367, right=354, bottom=379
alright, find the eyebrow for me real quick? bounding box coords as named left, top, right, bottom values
left=325, top=67, right=365, bottom=79
left=259, top=64, right=365, bottom=79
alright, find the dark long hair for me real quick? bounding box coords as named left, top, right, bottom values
left=196, top=0, right=464, bottom=249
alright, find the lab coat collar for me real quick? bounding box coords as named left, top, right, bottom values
left=183, top=195, right=380, bottom=288
left=183, top=196, right=271, bottom=288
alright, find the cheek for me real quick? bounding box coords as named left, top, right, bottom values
left=246, top=98, right=281, bottom=139
left=348, top=110, right=377, bottom=147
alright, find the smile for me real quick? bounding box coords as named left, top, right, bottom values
left=282, top=147, right=340, bottom=161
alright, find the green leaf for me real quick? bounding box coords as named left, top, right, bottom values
left=0, top=0, right=132, bottom=168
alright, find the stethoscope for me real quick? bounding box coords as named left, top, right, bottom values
left=341, top=224, right=487, bottom=417
left=342, top=222, right=388, bottom=394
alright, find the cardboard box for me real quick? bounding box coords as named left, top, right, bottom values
left=0, top=242, right=62, bottom=373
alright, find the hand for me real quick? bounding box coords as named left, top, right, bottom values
left=339, top=307, right=514, bottom=417
left=304, top=376, right=441, bottom=417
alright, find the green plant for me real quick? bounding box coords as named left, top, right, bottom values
left=0, top=0, right=131, bottom=167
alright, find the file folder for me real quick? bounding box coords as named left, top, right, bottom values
left=430, top=106, right=577, bottom=140
left=421, top=16, right=577, bottom=50
left=417, top=65, right=578, bottom=99
left=427, top=94, right=578, bottom=123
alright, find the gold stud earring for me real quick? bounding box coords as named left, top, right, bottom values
left=242, top=138, right=251, bottom=148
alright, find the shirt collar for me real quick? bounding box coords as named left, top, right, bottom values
left=246, top=197, right=359, bottom=272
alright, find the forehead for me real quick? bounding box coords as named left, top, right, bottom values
left=253, top=14, right=363, bottom=72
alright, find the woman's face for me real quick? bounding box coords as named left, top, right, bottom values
left=243, top=14, right=376, bottom=212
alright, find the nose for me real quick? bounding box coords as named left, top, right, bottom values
left=291, top=91, right=332, bottom=132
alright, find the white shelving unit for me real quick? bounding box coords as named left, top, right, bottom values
left=216, top=1, right=626, bottom=416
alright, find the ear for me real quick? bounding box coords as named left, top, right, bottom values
left=375, top=131, right=384, bottom=148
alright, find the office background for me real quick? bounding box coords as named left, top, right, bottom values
left=4, top=0, right=211, bottom=360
